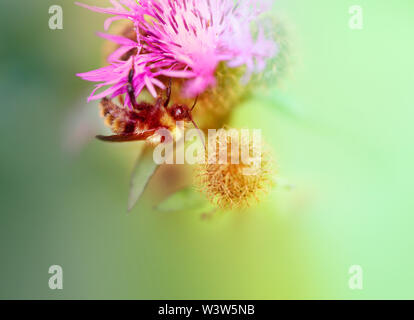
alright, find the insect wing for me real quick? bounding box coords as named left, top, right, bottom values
left=96, top=130, right=156, bottom=143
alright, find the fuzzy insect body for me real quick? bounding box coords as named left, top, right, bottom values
left=98, top=96, right=187, bottom=143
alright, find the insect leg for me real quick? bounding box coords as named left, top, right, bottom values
left=127, top=63, right=140, bottom=110
left=164, top=78, right=172, bottom=108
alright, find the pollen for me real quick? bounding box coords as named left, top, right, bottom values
left=195, top=129, right=275, bottom=210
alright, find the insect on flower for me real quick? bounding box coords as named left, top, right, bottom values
left=97, top=59, right=201, bottom=144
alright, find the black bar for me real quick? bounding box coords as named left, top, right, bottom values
left=0, top=300, right=413, bottom=318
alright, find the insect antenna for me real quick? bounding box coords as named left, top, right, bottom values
left=190, top=118, right=205, bottom=149
left=188, top=96, right=205, bottom=148
left=191, top=95, right=199, bottom=111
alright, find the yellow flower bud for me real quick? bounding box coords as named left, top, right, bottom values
left=195, top=129, right=275, bottom=210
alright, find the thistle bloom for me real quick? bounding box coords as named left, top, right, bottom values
left=195, top=129, right=274, bottom=210
left=76, top=0, right=278, bottom=107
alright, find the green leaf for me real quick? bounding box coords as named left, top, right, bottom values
left=128, top=145, right=159, bottom=212
left=155, top=187, right=215, bottom=214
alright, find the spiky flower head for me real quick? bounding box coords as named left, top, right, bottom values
left=76, top=0, right=278, bottom=108
left=195, top=129, right=274, bottom=210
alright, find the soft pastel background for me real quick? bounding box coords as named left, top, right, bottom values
left=0, top=0, right=413, bottom=299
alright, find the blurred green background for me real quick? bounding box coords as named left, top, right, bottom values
left=0, top=0, right=413, bottom=299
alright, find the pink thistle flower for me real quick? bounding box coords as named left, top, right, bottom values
left=76, top=0, right=278, bottom=107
